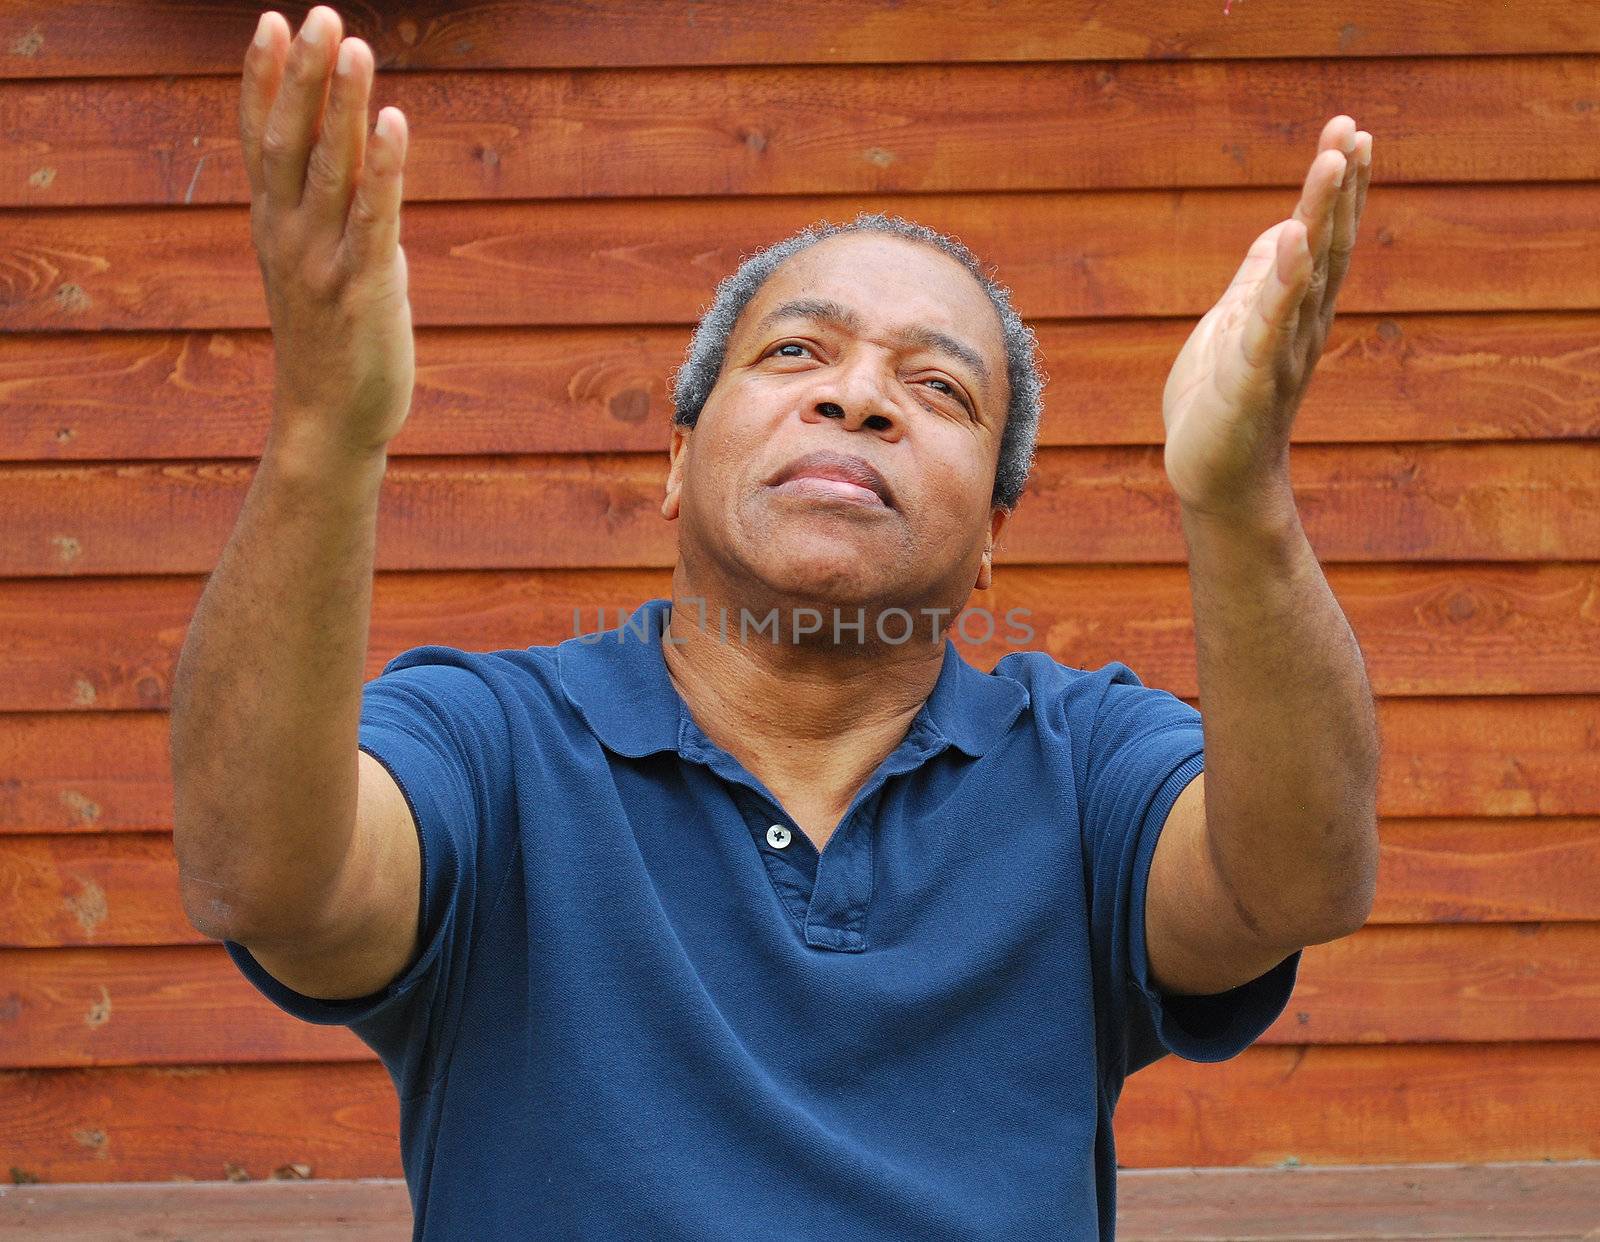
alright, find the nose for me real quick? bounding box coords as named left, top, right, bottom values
left=804, top=353, right=904, bottom=438
left=816, top=400, right=896, bottom=433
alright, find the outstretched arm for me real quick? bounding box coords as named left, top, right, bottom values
left=1144, top=115, right=1381, bottom=997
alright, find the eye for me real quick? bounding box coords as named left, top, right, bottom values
left=764, top=342, right=972, bottom=413
left=922, top=376, right=971, bottom=411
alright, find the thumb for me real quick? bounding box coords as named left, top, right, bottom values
left=1239, top=220, right=1311, bottom=374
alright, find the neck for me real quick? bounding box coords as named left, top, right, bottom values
left=659, top=573, right=950, bottom=838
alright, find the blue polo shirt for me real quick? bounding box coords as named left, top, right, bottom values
left=224, top=597, right=1298, bottom=1239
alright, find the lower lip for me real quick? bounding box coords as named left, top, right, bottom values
left=771, top=476, right=888, bottom=507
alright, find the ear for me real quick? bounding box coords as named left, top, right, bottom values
left=660, top=423, right=691, bottom=521
left=974, top=505, right=1010, bottom=590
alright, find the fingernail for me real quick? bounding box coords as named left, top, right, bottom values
left=300, top=11, right=324, bottom=43
left=253, top=13, right=271, bottom=47
left=376, top=109, right=394, bottom=140
left=336, top=39, right=356, bottom=74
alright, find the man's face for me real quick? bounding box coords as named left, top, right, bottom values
left=661, top=232, right=1012, bottom=614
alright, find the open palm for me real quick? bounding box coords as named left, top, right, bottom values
left=1162, top=115, right=1373, bottom=520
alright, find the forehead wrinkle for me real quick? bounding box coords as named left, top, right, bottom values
left=752, top=296, right=994, bottom=397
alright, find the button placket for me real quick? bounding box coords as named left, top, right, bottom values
left=704, top=720, right=949, bottom=953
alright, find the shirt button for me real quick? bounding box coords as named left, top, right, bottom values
left=766, top=824, right=792, bottom=849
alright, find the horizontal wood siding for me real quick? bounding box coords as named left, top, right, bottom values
left=7, top=187, right=1600, bottom=332
left=8, top=57, right=1600, bottom=208
left=4, top=1, right=1600, bottom=77
left=1, top=0, right=1595, bottom=1184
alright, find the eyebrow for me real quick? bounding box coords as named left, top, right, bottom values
left=752, top=296, right=993, bottom=397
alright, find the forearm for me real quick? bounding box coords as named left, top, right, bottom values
left=1180, top=488, right=1381, bottom=947
left=169, top=421, right=389, bottom=940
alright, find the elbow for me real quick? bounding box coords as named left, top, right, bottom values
left=174, top=833, right=257, bottom=943
left=1253, top=815, right=1379, bottom=951
left=178, top=872, right=251, bottom=943
left=171, top=799, right=281, bottom=944
left=1308, top=882, right=1376, bottom=945
left=1298, top=823, right=1381, bottom=946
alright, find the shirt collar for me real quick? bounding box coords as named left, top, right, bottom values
left=555, top=597, right=1029, bottom=760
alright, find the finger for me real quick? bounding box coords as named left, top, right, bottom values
left=1284, top=149, right=1340, bottom=347
left=302, top=36, right=374, bottom=228
left=239, top=11, right=289, bottom=200
left=1351, top=130, right=1373, bottom=225
left=343, top=106, right=408, bottom=272
left=1321, top=130, right=1373, bottom=320
left=1293, top=116, right=1356, bottom=278
left=260, top=5, right=342, bottom=208
left=1238, top=221, right=1311, bottom=378
left=1291, top=116, right=1356, bottom=342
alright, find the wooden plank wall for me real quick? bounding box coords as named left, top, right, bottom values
left=2, top=0, right=1598, bottom=1184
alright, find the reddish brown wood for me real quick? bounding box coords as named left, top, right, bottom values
left=9, top=57, right=1600, bottom=208
left=0, top=1062, right=400, bottom=1183
left=4, top=925, right=1598, bottom=1068
left=1114, top=1042, right=1600, bottom=1167
left=4, top=314, right=1597, bottom=465
left=1372, top=697, right=1600, bottom=819
left=6, top=565, right=1600, bottom=714
left=0, top=833, right=204, bottom=947
left=0, top=944, right=370, bottom=1067
left=1372, top=819, right=1600, bottom=924
left=3, top=1045, right=1597, bottom=1181
left=2, top=443, right=1596, bottom=579
left=0, top=713, right=175, bottom=835
left=6, top=186, right=1599, bottom=332
left=1257, top=923, right=1600, bottom=1045
left=2, top=1164, right=1597, bottom=1239
left=7, top=1, right=1597, bottom=79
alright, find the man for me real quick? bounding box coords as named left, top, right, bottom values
left=170, top=6, right=1379, bottom=1239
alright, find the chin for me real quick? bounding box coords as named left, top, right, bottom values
left=751, top=546, right=890, bottom=607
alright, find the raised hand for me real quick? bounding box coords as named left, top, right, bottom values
left=241, top=6, right=416, bottom=461
left=1161, top=115, right=1373, bottom=522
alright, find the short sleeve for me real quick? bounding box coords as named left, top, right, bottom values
left=1077, top=661, right=1299, bottom=1079
left=222, top=645, right=512, bottom=1098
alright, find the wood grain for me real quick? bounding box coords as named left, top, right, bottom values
left=8, top=57, right=1600, bottom=207
left=1114, top=1042, right=1600, bottom=1168
left=4, top=313, right=1597, bottom=464
left=6, top=1, right=1598, bottom=78
left=6, top=187, right=1600, bottom=332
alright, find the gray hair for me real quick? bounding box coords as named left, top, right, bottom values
left=668, top=211, right=1046, bottom=511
